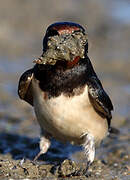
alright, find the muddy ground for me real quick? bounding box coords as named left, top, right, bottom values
left=0, top=0, right=130, bottom=179
left=0, top=129, right=129, bottom=179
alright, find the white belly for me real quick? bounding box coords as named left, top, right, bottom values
left=32, top=78, right=108, bottom=144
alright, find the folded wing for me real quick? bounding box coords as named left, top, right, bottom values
left=87, top=76, right=113, bottom=128
left=18, top=68, right=34, bottom=106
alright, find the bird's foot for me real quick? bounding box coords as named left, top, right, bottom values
left=82, top=161, right=92, bottom=177
left=33, top=135, right=51, bottom=162
left=82, top=133, right=95, bottom=165
left=71, top=161, right=91, bottom=177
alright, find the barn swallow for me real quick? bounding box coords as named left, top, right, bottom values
left=18, top=22, right=113, bottom=168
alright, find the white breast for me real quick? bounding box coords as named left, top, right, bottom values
left=32, top=77, right=108, bottom=144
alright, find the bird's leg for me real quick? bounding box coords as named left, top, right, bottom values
left=82, top=133, right=95, bottom=173
left=33, top=132, right=51, bottom=161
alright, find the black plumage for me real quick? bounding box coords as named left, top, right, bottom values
left=18, top=56, right=113, bottom=129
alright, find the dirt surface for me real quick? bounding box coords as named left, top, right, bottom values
left=0, top=131, right=129, bottom=179
left=0, top=0, right=130, bottom=179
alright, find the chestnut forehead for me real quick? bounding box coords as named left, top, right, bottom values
left=51, top=25, right=81, bottom=35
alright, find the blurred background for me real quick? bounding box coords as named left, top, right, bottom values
left=0, top=0, right=129, bottom=163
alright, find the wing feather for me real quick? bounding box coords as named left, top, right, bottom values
left=18, top=68, right=34, bottom=106
left=87, top=76, right=113, bottom=127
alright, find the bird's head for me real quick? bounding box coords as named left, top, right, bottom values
left=34, top=22, right=88, bottom=67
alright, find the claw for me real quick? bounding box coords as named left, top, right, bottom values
left=33, top=151, right=43, bottom=162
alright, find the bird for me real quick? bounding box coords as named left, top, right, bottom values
left=18, top=22, right=113, bottom=168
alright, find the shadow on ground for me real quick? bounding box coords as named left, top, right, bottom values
left=0, top=132, right=81, bottom=163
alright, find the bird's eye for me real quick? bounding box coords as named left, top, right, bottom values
left=47, top=29, right=59, bottom=37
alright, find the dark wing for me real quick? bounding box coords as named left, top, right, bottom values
left=18, top=68, right=34, bottom=106
left=87, top=76, right=113, bottom=128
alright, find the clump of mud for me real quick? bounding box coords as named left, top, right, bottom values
left=34, top=31, right=88, bottom=65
